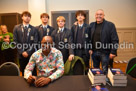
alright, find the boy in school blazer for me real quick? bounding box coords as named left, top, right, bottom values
left=13, top=11, right=38, bottom=76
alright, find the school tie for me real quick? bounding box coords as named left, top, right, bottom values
left=43, top=27, right=47, bottom=36
left=24, top=26, right=28, bottom=43
left=79, top=26, right=82, bottom=30
left=43, top=27, right=47, bottom=31
left=60, top=29, right=63, bottom=41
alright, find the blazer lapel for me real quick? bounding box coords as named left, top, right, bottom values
left=27, top=25, right=31, bottom=43
left=61, top=28, right=67, bottom=41
left=47, top=25, right=50, bottom=35
left=20, top=24, right=24, bottom=43
left=74, top=25, right=78, bottom=43
left=56, top=28, right=61, bottom=41
left=82, top=23, right=86, bottom=40
left=39, top=25, right=44, bottom=41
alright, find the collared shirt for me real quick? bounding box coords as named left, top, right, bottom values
left=78, top=23, right=83, bottom=28
left=24, top=48, right=64, bottom=81
left=59, top=27, right=64, bottom=32
left=23, top=24, right=29, bottom=28
left=42, top=24, right=48, bottom=29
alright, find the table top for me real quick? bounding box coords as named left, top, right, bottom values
left=0, top=75, right=135, bottom=91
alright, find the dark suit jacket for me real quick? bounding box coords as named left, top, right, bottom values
left=89, top=19, right=119, bottom=55
left=13, top=24, right=38, bottom=58
left=51, top=28, right=73, bottom=63
left=71, top=23, right=91, bottom=56
left=36, top=24, right=54, bottom=43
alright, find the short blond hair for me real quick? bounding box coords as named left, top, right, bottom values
left=0, top=25, right=8, bottom=34
left=56, top=16, right=66, bottom=22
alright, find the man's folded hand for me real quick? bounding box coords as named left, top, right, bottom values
left=35, top=77, right=51, bottom=87
left=27, top=75, right=36, bottom=84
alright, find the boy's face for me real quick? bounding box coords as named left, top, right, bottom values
left=76, top=14, right=85, bottom=22
left=41, top=16, right=49, bottom=24
left=57, top=19, right=65, bottom=28
left=22, top=15, right=31, bottom=23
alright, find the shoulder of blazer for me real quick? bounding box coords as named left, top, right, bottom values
left=47, top=25, right=54, bottom=30
left=71, top=25, right=76, bottom=29
left=64, top=27, right=70, bottom=31
left=52, top=29, right=58, bottom=34
left=83, top=23, right=89, bottom=27
left=89, top=22, right=96, bottom=27
left=71, top=25, right=77, bottom=33
left=14, top=24, right=22, bottom=29
left=14, top=24, right=23, bottom=32
left=29, top=24, right=35, bottom=30
left=35, top=25, right=41, bottom=29
left=104, top=19, right=115, bottom=27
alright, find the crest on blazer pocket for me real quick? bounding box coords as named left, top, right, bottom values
left=47, top=28, right=50, bottom=35
left=64, top=38, right=68, bottom=42
left=31, top=36, right=34, bottom=40
left=85, top=34, right=88, bottom=38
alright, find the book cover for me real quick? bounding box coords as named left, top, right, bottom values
left=91, top=83, right=109, bottom=91
left=110, top=68, right=124, bottom=76
left=90, top=68, right=104, bottom=76
left=108, top=68, right=127, bottom=80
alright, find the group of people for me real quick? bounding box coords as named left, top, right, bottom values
left=0, top=9, right=119, bottom=87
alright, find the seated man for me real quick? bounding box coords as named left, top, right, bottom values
left=24, top=36, right=64, bottom=87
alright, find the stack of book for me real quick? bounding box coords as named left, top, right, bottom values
left=88, top=68, right=106, bottom=85
left=107, top=68, right=127, bottom=86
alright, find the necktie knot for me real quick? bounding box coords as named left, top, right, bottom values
left=60, top=29, right=63, bottom=32
left=24, top=26, right=27, bottom=30
left=43, top=27, right=47, bottom=31
left=79, top=26, right=82, bottom=29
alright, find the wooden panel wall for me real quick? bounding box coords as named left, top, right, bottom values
left=115, top=28, right=136, bottom=61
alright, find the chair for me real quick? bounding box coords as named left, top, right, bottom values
left=126, top=57, right=136, bottom=78
left=64, top=56, right=86, bottom=75
left=0, top=62, right=20, bottom=76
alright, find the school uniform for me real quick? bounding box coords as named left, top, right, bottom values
left=71, top=23, right=91, bottom=68
left=13, top=24, right=38, bottom=76
left=36, top=24, right=54, bottom=43
left=51, top=27, right=73, bottom=63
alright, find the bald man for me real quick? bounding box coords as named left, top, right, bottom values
left=89, top=9, right=119, bottom=74
left=24, top=36, right=64, bottom=87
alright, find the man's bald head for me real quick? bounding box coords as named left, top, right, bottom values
left=95, top=9, right=105, bottom=24
left=41, top=36, right=53, bottom=44
left=96, top=9, right=105, bottom=15
left=41, top=36, right=53, bottom=53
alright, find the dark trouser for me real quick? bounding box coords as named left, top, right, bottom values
left=109, top=59, right=113, bottom=68
left=19, top=56, right=37, bottom=76
left=92, top=51, right=109, bottom=74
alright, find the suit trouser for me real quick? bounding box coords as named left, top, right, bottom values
left=19, top=56, right=37, bottom=76
left=109, top=59, right=113, bottom=68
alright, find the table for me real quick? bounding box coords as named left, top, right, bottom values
left=0, top=75, right=136, bottom=91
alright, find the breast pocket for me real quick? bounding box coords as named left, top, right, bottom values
left=64, top=37, right=68, bottom=43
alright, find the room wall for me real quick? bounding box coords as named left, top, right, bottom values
left=28, top=0, right=46, bottom=26
left=47, top=0, right=136, bottom=28
left=0, top=0, right=28, bottom=13
left=0, top=0, right=136, bottom=27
